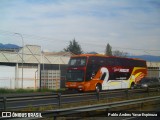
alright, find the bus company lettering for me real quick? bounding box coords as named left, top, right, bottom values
left=119, top=69, right=129, bottom=72
left=114, top=68, right=129, bottom=72
left=113, top=68, right=120, bottom=72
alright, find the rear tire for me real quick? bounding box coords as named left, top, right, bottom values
left=130, top=83, right=135, bottom=89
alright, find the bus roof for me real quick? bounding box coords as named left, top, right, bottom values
left=71, top=54, right=146, bottom=62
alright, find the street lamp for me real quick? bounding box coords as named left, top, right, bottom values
left=15, top=33, right=24, bottom=89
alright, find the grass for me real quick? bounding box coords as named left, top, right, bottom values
left=0, top=88, right=66, bottom=94
left=1, top=88, right=160, bottom=112
left=36, top=93, right=160, bottom=120
left=19, top=91, right=160, bottom=112
left=6, top=91, right=160, bottom=119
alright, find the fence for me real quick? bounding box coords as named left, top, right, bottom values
left=0, top=87, right=160, bottom=111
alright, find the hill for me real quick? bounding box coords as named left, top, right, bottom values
left=128, top=55, right=160, bottom=62
left=0, top=43, right=20, bottom=49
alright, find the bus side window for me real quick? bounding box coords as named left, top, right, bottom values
left=106, top=58, right=114, bottom=66
left=86, top=64, right=97, bottom=81
left=98, top=57, right=106, bottom=67
left=86, top=64, right=92, bottom=81
left=81, top=59, right=86, bottom=65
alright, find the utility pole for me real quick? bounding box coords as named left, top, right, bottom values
left=15, top=33, right=24, bottom=89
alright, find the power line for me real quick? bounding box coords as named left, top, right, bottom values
left=0, top=29, right=160, bottom=53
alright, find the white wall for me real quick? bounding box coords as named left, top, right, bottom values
left=17, top=67, right=38, bottom=89
left=0, top=65, right=15, bottom=89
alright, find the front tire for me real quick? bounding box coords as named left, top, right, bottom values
left=96, top=84, right=101, bottom=93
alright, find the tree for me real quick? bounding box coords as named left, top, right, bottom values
left=64, top=38, right=83, bottom=55
left=105, top=43, right=112, bottom=56
left=112, top=50, right=128, bottom=57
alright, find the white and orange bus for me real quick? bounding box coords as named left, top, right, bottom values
left=65, top=54, right=147, bottom=92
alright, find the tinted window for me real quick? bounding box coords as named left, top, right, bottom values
left=98, top=57, right=106, bottom=66
left=106, top=57, right=146, bottom=67
left=140, top=78, right=149, bottom=83
left=88, top=56, right=98, bottom=64
left=151, top=78, right=159, bottom=82
left=140, top=77, right=160, bottom=83
left=106, top=58, right=114, bottom=66
left=68, top=57, right=86, bottom=66
left=86, top=56, right=101, bottom=81
left=66, top=70, right=84, bottom=82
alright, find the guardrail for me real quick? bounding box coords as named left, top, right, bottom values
left=41, top=95, right=160, bottom=119
left=0, top=87, right=160, bottom=111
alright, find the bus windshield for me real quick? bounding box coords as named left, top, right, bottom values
left=66, top=70, right=84, bottom=82
left=68, top=57, right=86, bottom=66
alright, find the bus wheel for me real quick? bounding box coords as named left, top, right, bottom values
left=130, top=83, right=135, bottom=89
left=96, top=84, right=101, bottom=93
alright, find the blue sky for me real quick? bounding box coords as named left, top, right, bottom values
left=0, top=0, right=160, bottom=55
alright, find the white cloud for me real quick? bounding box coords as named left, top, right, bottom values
left=0, top=0, right=160, bottom=55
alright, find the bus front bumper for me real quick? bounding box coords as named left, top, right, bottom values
left=65, top=83, right=85, bottom=91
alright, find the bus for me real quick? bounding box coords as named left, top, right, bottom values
left=65, top=54, right=147, bottom=92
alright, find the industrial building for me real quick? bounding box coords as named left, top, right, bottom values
left=0, top=45, right=73, bottom=89
left=0, top=45, right=159, bottom=89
